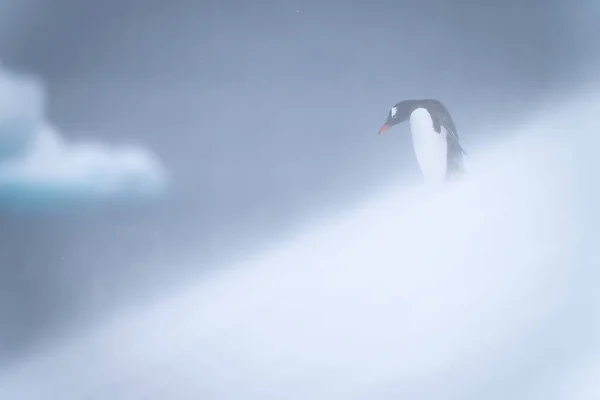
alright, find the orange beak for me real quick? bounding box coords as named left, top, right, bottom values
left=378, top=124, right=389, bottom=135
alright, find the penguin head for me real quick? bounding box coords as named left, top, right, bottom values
left=378, top=100, right=420, bottom=135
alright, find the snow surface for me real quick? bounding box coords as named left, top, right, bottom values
left=0, top=86, right=598, bottom=399
left=0, top=62, right=167, bottom=207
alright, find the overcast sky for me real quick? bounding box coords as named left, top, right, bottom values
left=0, top=0, right=597, bottom=359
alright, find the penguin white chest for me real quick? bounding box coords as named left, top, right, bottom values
left=408, top=108, right=448, bottom=183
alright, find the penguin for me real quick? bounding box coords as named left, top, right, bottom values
left=378, top=99, right=466, bottom=183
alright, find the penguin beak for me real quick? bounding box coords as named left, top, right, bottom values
left=378, top=124, right=389, bottom=135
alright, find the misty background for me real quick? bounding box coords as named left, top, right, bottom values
left=0, top=0, right=598, bottom=362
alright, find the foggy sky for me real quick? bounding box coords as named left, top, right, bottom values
left=0, top=0, right=597, bottom=359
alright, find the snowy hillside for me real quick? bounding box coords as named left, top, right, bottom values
left=0, top=85, right=598, bottom=399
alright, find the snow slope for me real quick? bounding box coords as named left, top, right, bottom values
left=0, top=87, right=597, bottom=399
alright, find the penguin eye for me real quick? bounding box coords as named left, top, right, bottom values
left=390, top=107, right=397, bottom=119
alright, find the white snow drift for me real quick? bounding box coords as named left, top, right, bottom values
left=0, top=86, right=598, bottom=399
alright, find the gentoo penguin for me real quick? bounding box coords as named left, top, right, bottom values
left=378, top=99, right=466, bottom=183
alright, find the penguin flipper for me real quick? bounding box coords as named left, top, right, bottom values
left=445, top=125, right=467, bottom=179
left=444, top=125, right=467, bottom=155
